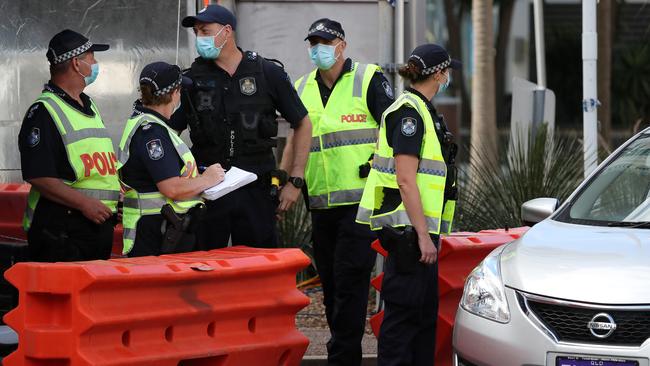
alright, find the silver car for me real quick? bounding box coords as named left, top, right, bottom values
left=453, top=128, right=650, bottom=366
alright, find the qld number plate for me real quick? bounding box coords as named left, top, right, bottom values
left=556, top=356, right=639, bottom=366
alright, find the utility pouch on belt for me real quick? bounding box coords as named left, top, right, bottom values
left=160, top=204, right=205, bottom=254
left=381, top=225, right=421, bottom=274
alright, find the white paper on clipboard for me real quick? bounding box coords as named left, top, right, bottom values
left=202, top=167, right=257, bottom=201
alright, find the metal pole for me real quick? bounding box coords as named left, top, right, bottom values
left=583, top=0, right=599, bottom=176
left=409, top=0, right=417, bottom=54
left=395, top=0, right=405, bottom=94
left=533, top=0, right=546, bottom=88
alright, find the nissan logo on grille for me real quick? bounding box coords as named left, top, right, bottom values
left=587, top=313, right=617, bottom=339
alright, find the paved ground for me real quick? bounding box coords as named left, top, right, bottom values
left=297, top=288, right=378, bottom=364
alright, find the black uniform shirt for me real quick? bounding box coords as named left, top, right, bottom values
left=18, top=82, right=96, bottom=182
left=315, top=58, right=395, bottom=122
left=170, top=49, right=308, bottom=131
left=120, top=104, right=183, bottom=193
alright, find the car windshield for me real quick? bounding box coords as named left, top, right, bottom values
left=557, top=132, right=650, bottom=226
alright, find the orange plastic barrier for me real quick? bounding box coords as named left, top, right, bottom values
left=0, top=183, right=125, bottom=256
left=370, top=228, right=529, bottom=366
left=3, top=247, right=311, bottom=366
left=0, top=184, right=30, bottom=242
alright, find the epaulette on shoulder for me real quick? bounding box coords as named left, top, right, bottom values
left=264, top=57, right=285, bottom=69
left=245, top=50, right=259, bottom=61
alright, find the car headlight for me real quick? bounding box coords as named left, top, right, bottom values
left=460, top=246, right=510, bottom=323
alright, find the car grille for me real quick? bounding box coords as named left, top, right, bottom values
left=526, top=299, right=650, bottom=346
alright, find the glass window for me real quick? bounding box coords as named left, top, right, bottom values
left=559, top=133, right=650, bottom=225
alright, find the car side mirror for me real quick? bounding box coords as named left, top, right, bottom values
left=521, top=198, right=559, bottom=226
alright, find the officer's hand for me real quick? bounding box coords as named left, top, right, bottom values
left=81, top=198, right=113, bottom=225
left=202, top=164, right=226, bottom=185
left=278, top=184, right=301, bottom=215
left=417, top=233, right=438, bottom=265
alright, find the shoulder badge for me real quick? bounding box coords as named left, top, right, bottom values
left=247, top=51, right=258, bottom=61
left=382, top=81, right=394, bottom=99
left=26, top=127, right=40, bottom=147
left=146, top=139, right=164, bottom=160
left=401, top=117, right=417, bottom=137
left=26, top=104, right=39, bottom=119
left=239, top=77, right=257, bottom=96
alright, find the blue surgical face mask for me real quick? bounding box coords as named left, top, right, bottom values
left=78, top=59, right=99, bottom=86
left=308, top=42, right=341, bottom=70
left=438, top=71, right=451, bottom=94
left=173, top=94, right=181, bottom=114
left=196, top=26, right=228, bottom=60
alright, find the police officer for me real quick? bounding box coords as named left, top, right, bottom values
left=356, top=44, right=460, bottom=366
left=287, top=18, right=395, bottom=366
left=18, top=29, right=121, bottom=262
left=117, top=62, right=225, bottom=257
left=172, top=5, right=313, bottom=249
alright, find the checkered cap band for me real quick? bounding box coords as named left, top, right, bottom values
left=50, top=41, right=93, bottom=65
left=309, top=26, right=344, bottom=40
left=421, top=58, right=451, bottom=76
left=153, top=74, right=182, bottom=96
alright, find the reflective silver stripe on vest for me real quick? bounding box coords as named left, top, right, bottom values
left=440, top=220, right=451, bottom=234
left=75, top=188, right=120, bottom=201
left=39, top=98, right=109, bottom=145
left=321, top=128, right=378, bottom=149
left=372, top=156, right=446, bottom=177
left=329, top=189, right=364, bottom=204
left=177, top=143, right=191, bottom=157
left=296, top=76, right=309, bottom=97
left=123, top=196, right=168, bottom=211
left=26, top=188, right=118, bottom=225
left=118, top=115, right=149, bottom=164
left=123, top=228, right=137, bottom=241
left=64, top=128, right=110, bottom=144
left=356, top=206, right=372, bottom=223
left=370, top=210, right=440, bottom=231
left=352, top=64, right=367, bottom=98
left=309, top=194, right=329, bottom=209
left=310, top=189, right=364, bottom=208
left=310, top=137, right=321, bottom=153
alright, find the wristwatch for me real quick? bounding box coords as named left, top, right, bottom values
left=288, top=176, right=305, bottom=189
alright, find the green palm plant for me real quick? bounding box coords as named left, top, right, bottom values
left=277, top=199, right=317, bottom=283
left=612, top=45, right=650, bottom=129
left=456, top=128, right=585, bottom=232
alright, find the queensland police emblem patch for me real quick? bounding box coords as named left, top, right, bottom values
left=401, top=117, right=417, bottom=137
left=146, top=139, right=164, bottom=160
left=27, top=127, right=40, bottom=147
left=382, top=81, right=394, bottom=99
left=239, top=77, right=257, bottom=96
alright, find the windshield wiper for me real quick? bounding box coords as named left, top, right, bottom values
left=607, top=221, right=650, bottom=228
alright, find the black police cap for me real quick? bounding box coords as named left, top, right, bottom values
left=182, top=5, right=237, bottom=30
left=408, top=44, right=461, bottom=76
left=46, top=29, right=109, bottom=65
left=139, top=62, right=192, bottom=97
left=305, top=18, right=345, bottom=41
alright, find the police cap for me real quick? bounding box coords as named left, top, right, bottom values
left=408, top=44, right=461, bottom=76
left=182, top=5, right=237, bottom=30
left=46, top=29, right=109, bottom=65
left=139, top=62, right=192, bottom=96
left=305, top=18, right=345, bottom=41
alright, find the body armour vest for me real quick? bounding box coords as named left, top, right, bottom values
left=184, top=51, right=279, bottom=168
